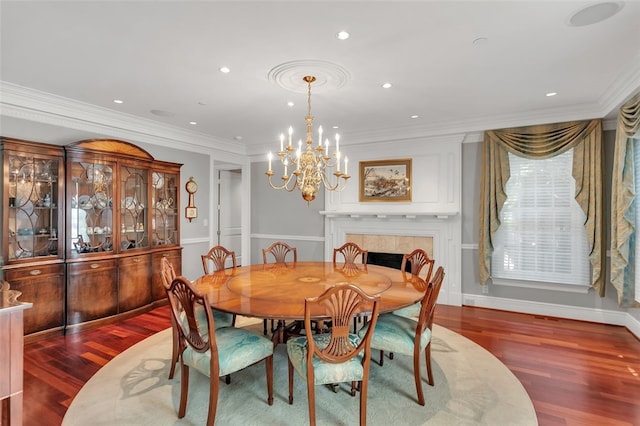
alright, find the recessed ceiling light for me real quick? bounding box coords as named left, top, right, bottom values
left=219, top=66, right=230, bottom=73
left=382, top=83, right=392, bottom=89
left=287, top=101, right=294, bottom=107
left=189, top=121, right=197, bottom=125
left=113, top=99, right=123, bottom=104
left=410, top=115, right=419, bottom=119
left=332, top=126, right=339, bottom=129
left=336, top=31, right=350, bottom=40
left=234, top=136, right=243, bottom=141
left=546, top=92, right=557, bottom=97
left=568, top=1, right=623, bottom=26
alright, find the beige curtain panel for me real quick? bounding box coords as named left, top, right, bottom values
left=610, top=91, right=640, bottom=307
left=479, top=119, right=604, bottom=294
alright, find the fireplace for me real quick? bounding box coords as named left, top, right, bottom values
left=322, top=212, right=461, bottom=305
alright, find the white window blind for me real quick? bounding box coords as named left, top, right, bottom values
left=633, top=137, right=640, bottom=303
left=491, top=149, right=591, bottom=286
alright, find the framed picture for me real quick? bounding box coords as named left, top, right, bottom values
left=359, top=158, right=412, bottom=202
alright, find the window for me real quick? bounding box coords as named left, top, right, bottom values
left=491, top=149, right=591, bottom=290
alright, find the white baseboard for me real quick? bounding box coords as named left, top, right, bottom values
left=462, top=294, right=640, bottom=339
left=626, top=312, right=640, bottom=339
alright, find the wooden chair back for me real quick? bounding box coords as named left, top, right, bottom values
left=201, top=245, right=237, bottom=274
left=305, top=283, right=380, bottom=363
left=262, top=241, right=297, bottom=264
left=160, top=256, right=177, bottom=290
left=400, top=249, right=435, bottom=281
left=302, top=284, right=380, bottom=425
left=333, top=242, right=368, bottom=266
left=415, top=266, right=445, bottom=337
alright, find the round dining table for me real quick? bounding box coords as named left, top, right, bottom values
left=193, top=261, right=426, bottom=344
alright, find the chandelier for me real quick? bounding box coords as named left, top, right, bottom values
left=266, top=75, right=349, bottom=203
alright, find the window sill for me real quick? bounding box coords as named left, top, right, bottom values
left=491, top=277, right=591, bottom=294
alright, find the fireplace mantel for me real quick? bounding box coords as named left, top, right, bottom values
left=320, top=211, right=458, bottom=220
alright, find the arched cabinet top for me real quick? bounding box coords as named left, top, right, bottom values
left=65, top=139, right=154, bottom=160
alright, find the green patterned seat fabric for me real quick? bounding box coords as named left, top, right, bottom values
left=182, top=327, right=274, bottom=377
left=287, top=333, right=364, bottom=385
left=358, top=313, right=431, bottom=356
left=212, top=309, right=234, bottom=328
left=392, top=302, right=420, bottom=319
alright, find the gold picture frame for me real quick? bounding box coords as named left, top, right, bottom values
left=359, top=158, right=412, bottom=202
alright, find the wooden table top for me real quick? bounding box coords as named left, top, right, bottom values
left=193, top=261, right=426, bottom=320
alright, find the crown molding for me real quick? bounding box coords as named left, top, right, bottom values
left=0, top=82, right=246, bottom=156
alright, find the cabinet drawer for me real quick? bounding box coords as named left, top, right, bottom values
left=67, top=259, right=118, bottom=274
left=5, top=263, right=64, bottom=281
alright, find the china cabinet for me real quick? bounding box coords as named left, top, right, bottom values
left=1, top=137, right=182, bottom=339
left=1, top=138, right=65, bottom=339
left=64, top=139, right=182, bottom=333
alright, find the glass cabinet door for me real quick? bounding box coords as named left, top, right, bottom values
left=68, top=161, right=115, bottom=255
left=151, top=171, right=179, bottom=246
left=120, top=166, right=149, bottom=251
left=7, top=154, right=62, bottom=260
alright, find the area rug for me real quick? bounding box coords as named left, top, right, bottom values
left=63, top=321, right=537, bottom=425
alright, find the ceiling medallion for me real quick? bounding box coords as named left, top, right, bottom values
left=267, top=60, right=351, bottom=94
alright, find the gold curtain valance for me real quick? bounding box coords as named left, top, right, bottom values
left=479, top=119, right=603, bottom=294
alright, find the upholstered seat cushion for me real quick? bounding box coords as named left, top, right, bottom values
left=182, top=327, right=273, bottom=377
left=392, top=302, right=420, bottom=319
left=287, top=333, right=364, bottom=385
left=358, top=313, right=431, bottom=356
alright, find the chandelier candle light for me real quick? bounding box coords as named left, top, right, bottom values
left=266, top=75, right=349, bottom=203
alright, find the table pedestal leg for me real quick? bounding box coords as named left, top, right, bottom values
left=272, top=319, right=287, bottom=345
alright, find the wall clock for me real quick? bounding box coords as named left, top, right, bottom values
left=185, top=176, right=198, bottom=222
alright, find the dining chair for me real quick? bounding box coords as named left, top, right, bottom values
left=262, top=241, right=297, bottom=265
left=162, top=256, right=235, bottom=380
left=287, top=283, right=381, bottom=426
left=333, top=242, right=368, bottom=267
left=167, top=275, right=274, bottom=425
left=392, top=249, right=435, bottom=319
left=358, top=266, right=445, bottom=406
left=201, top=244, right=237, bottom=274
left=333, top=242, right=369, bottom=332
left=261, top=241, right=297, bottom=335
left=201, top=245, right=237, bottom=328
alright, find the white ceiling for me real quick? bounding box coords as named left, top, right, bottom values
left=1, top=1, right=640, bottom=154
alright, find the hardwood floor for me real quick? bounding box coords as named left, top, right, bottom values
left=22, top=305, right=640, bottom=426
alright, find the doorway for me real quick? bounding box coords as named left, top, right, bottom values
left=217, top=168, right=242, bottom=266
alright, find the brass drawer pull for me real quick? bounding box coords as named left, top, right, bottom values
left=162, top=253, right=170, bottom=258
left=134, top=257, right=141, bottom=263
left=29, top=269, right=42, bottom=276
left=90, top=263, right=100, bottom=269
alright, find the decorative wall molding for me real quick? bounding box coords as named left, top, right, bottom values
left=251, top=233, right=325, bottom=242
